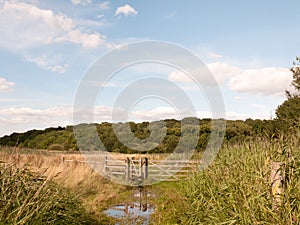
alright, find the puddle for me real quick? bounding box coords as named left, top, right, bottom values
left=104, top=202, right=154, bottom=224
left=103, top=188, right=155, bottom=225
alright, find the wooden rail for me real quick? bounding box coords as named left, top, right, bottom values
left=62, top=156, right=201, bottom=183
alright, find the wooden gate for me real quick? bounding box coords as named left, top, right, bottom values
left=62, top=156, right=200, bottom=183
left=148, top=159, right=199, bottom=181
left=104, top=156, right=199, bottom=183
left=125, top=157, right=148, bottom=182
left=104, top=156, right=148, bottom=183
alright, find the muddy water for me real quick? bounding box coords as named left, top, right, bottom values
left=103, top=188, right=155, bottom=225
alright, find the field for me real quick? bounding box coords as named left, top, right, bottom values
left=0, top=148, right=134, bottom=224
left=0, top=135, right=300, bottom=224
left=153, top=136, right=300, bottom=224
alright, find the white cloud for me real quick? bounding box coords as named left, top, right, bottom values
left=75, top=17, right=110, bottom=27
left=71, top=0, right=91, bottom=5
left=0, top=2, right=107, bottom=50
left=168, top=62, right=240, bottom=85
left=168, top=71, right=192, bottom=83
left=98, top=1, right=109, bottom=10
left=251, top=103, right=269, bottom=111
left=131, top=107, right=193, bottom=121
left=224, top=110, right=272, bottom=120
left=47, top=64, right=68, bottom=74
left=208, top=52, right=223, bottom=59
left=0, top=106, right=73, bottom=136
left=0, top=107, right=72, bottom=120
left=224, top=111, right=256, bottom=120
left=55, top=30, right=106, bottom=49
left=234, top=96, right=244, bottom=101
left=228, top=67, right=292, bottom=96
left=0, top=105, right=125, bottom=136
left=167, top=61, right=292, bottom=96
left=208, top=62, right=241, bottom=84
left=196, top=111, right=213, bottom=119
left=24, top=54, right=68, bottom=74
left=0, top=77, right=14, bottom=93
left=0, top=105, right=195, bottom=136
left=115, top=4, right=138, bottom=17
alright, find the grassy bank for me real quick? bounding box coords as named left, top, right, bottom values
left=152, top=136, right=300, bottom=224
left=1, top=135, right=300, bottom=224
left=0, top=161, right=99, bottom=224
left=0, top=148, right=134, bottom=224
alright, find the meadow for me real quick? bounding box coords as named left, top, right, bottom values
left=153, top=135, right=300, bottom=224
left=0, top=133, right=299, bottom=224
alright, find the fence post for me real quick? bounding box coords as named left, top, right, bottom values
left=104, top=156, right=108, bottom=173
left=125, top=157, right=130, bottom=180
left=62, top=157, right=65, bottom=164
left=143, top=157, right=148, bottom=180
left=130, top=157, right=135, bottom=180
left=139, top=158, right=143, bottom=179
left=270, top=161, right=285, bottom=209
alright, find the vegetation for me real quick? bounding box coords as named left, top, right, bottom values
left=290, top=56, right=300, bottom=92
left=0, top=118, right=285, bottom=154
left=151, top=58, right=300, bottom=224
left=0, top=58, right=299, bottom=224
left=152, top=136, right=300, bottom=224
left=0, top=161, right=100, bottom=224
left=275, top=57, right=300, bottom=133
left=0, top=149, right=132, bottom=225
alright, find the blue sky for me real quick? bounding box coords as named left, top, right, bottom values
left=0, top=0, right=299, bottom=136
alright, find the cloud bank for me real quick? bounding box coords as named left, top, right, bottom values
left=0, top=1, right=107, bottom=50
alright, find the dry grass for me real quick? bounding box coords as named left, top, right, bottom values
left=0, top=147, right=131, bottom=223
left=0, top=148, right=102, bottom=224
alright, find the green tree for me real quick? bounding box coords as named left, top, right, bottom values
left=276, top=57, right=300, bottom=131
left=276, top=96, right=300, bottom=130
left=290, top=56, right=300, bottom=92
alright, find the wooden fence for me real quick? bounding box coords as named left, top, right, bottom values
left=62, top=156, right=200, bottom=183
left=103, top=156, right=201, bottom=182
left=148, top=159, right=200, bottom=181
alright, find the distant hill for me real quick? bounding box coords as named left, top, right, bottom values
left=0, top=118, right=279, bottom=153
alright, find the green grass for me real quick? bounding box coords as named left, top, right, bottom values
left=1, top=134, right=299, bottom=224
left=159, top=137, right=300, bottom=225
left=0, top=163, right=100, bottom=225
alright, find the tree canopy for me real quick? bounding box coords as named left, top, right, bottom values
left=291, top=56, right=300, bottom=93
left=275, top=57, right=300, bottom=131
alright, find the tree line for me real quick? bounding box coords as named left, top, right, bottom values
left=0, top=116, right=294, bottom=153
left=0, top=57, right=299, bottom=153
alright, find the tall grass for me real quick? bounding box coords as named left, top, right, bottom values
left=178, top=136, right=300, bottom=224
left=0, top=162, right=99, bottom=225
left=0, top=148, right=128, bottom=224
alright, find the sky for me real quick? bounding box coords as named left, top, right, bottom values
left=0, top=0, right=300, bottom=137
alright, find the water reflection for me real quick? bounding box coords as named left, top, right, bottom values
left=103, top=188, right=155, bottom=225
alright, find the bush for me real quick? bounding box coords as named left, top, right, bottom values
left=47, top=144, right=64, bottom=151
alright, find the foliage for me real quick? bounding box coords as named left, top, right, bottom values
left=275, top=96, right=300, bottom=131
left=275, top=57, right=300, bottom=132
left=0, top=164, right=100, bottom=225
left=0, top=118, right=293, bottom=153
left=290, top=56, right=300, bottom=92
left=0, top=127, right=68, bottom=149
